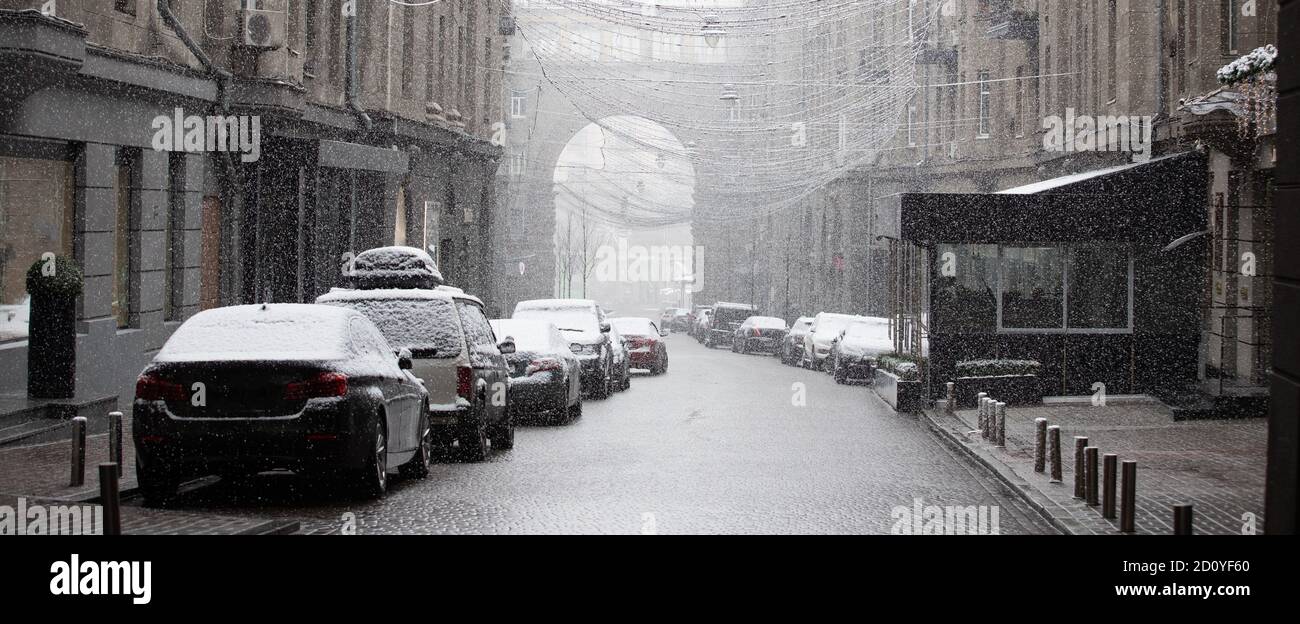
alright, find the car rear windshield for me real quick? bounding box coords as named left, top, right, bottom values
left=327, top=297, right=461, bottom=357
left=611, top=318, right=655, bottom=336
left=713, top=307, right=754, bottom=325
left=490, top=320, right=555, bottom=352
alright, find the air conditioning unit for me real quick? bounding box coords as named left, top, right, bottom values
left=241, top=0, right=286, bottom=50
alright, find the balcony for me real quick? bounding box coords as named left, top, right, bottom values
left=983, top=0, right=1038, bottom=41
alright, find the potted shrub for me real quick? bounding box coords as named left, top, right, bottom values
left=25, top=254, right=83, bottom=399
left=954, top=359, right=1043, bottom=408
left=872, top=353, right=924, bottom=413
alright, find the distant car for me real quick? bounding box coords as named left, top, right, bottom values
left=829, top=318, right=894, bottom=384
left=490, top=319, right=583, bottom=425
left=607, top=324, right=633, bottom=392
left=731, top=316, right=789, bottom=355
left=802, top=312, right=872, bottom=371
left=704, top=302, right=758, bottom=348
left=692, top=308, right=713, bottom=342
left=132, top=304, right=430, bottom=504
left=514, top=299, right=615, bottom=399
left=611, top=317, right=669, bottom=374
left=669, top=308, right=692, bottom=333
left=318, top=285, right=516, bottom=462
left=780, top=317, right=815, bottom=366
left=659, top=308, right=681, bottom=333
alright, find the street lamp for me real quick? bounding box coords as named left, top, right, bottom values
left=701, top=14, right=726, bottom=49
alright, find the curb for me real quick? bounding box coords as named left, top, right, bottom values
left=921, top=408, right=1087, bottom=536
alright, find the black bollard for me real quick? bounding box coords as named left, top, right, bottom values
left=1073, top=436, right=1089, bottom=499
left=1174, top=504, right=1194, bottom=535
left=69, top=416, right=86, bottom=487
left=1120, top=461, right=1137, bottom=533
left=1085, top=447, right=1099, bottom=507
left=1103, top=454, right=1117, bottom=519
left=99, top=463, right=122, bottom=536
left=1034, top=418, right=1048, bottom=473
left=1048, top=426, right=1063, bottom=483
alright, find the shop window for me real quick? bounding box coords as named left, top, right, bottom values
left=994, top=244, right=1133, bottom=333
left=1000, top=246, right=1065, bottom=329
left=1067, top=244, right=1131, bottom=330
left=113, top=150, right=138, bottom=329
left=0, top=156, right=74, bottom=342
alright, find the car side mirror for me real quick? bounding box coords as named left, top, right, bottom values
left=498, top=338, right=517, bottom=355
left=398, top=354, right=414, bottom=370
left=660, top=328, right=668, bottom=337
left=600, top=322, right=611, bottom=333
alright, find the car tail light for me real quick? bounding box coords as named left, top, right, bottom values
left=752, top=328, right=761, bottom=337
left=135, top=375, right=186, bottom=402
left=456, top=365, right=474, bottom=400
left=526, top=358, right=564, bottom=376
left=284, top=372, right=348, bottom=401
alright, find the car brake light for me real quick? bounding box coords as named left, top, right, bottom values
left=752, top=328, right=760, bottom=337
left=457, top=366, right=474, bottom=400
left=135, top=375, right=186, bottom=402
left=284, top=372, right=348, bottom=401
left=526, top=358, right=564, bottom=376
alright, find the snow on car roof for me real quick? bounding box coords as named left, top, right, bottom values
left=350, top=246, right=444, bottom=289
left=747, top=316, right=788, bottom=329
left=514, top=298, right=597, bottom=310
left=318, top=286, right=483, bottom=306
left=157, top=304, right=364, bottom=363
left=713, top=302, right=757, bottom=310
left=610, top=317, right=656, bottom=335
left=490, top=319, right=558, bottom=351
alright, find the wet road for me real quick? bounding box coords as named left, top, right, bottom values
left=144, top=334, right=1056, bottom=534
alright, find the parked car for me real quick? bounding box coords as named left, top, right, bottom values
left=514, top=299, right=616, bottom=399
left=780, top=317, right=815, bottom=366
left=704, top=302, right=758, bottom=348
left=829, top=318, right=894, bottom=384
left=318, top=286, right=515, bottom=461
left=610, top=317, right=669, bottom=374
left=669, top=308, right=692, bottom=333
left=132, top=304, right=430, bottom=504
left=659, top=308, right=682, bottom=333
left=802, top=312, right=870, bottom=371
left=607, top=324, right=633, bottom=391
left=692, top=308, right=713, bottom=342
left=731, top=316, right=789, bottom=355
left=489, top=319, right=583, bottom=425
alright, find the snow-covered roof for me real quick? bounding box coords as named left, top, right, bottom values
left=609, top=317, right=657, bottom=336
left=997, top=153, right=1185, bottom=195
left=514, top=298, right=597, bottom=311
left=747, top=316, right=789, bottom=329
left=713, top=301, right=757, bottom=310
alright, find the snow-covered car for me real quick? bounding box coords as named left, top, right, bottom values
left=490, top=319, right=583, bottom=425
left=608, top=323, right=633, bottom=391
left=132, top=304, right=430, bottom=504
left=669, top=308, right=692, bottom=333
left=704, top=302, right=758, bottom=348
left=692, top=307, right=713, bottom=342
left=802, top=312, right=871, bottom=371
left=318, top=286, right=515, bottom=461
left=513, top=299, right=616, bottom=399
left=731, top=316, right=789, bottom=355
left=829, top=318, right=894, bottom=384
left=346, top=245, right=444, bottom=289
left=611, top=317, right=669, bottom=374
left=780, top=317, right=815, bottom=366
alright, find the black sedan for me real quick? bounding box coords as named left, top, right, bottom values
left=731, top=316, right=789, bottom=355
left=132, top=304, right=430, bottom=504
left=490, top=319, right=583, bottom=424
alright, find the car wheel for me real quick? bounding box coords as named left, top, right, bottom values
left=622, top=368, right=632, bottom=391
left=739, top=340, right=748, bottom=355
left=834, top=358, right=849, bottom=385
left=137, top=459, right=178, bottom=507
left=459, top=402, right=490, bottom=462
left=567, top=399, right=583, bottom=422
left=356, top=417, right=388, bottom=498
left=400, top=409, right=432, bottom=479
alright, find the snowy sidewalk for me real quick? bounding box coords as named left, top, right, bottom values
left=924, top=401, right=1266, bottom=535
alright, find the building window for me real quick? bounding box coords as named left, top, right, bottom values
left=1221, top=0, right=1239, bottom=55
left=907, top=105, right=917, bottom=146
left=509, top=152, right=527, bottom=177
left=0, top=156, right=74, bottom=342
left=510, top=91, right=528, bottom=118
left=113, top=150, right=138, bottom=329
left=401, top=8, right=416, bottom=97
left=977, top=70, right=992, bottom=138
left=996, top=244, right=1133, bottom=333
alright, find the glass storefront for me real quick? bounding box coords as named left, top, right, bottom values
left=0, top=156, right=74, bottom=342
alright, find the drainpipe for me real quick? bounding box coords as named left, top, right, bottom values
left=346, top=5, right=373, bottom=130
left=1155, top=0, right=1168, bottom=123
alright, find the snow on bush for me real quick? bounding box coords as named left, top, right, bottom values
left=1218, top=45, right=1278, bottom=85
left=956, top=359, right=1041, bottom=378
left=878, top=353, right=922, bottom=381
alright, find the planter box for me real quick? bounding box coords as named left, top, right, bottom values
left=873, top=368, right=924, bottom=413
left=955, top=375, right=1043, bottom=408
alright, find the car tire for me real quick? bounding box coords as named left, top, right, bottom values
left=400, top=409, right=433, bottom=479
left=489, top=415, right=515, bottom=451
left=459, top=402, right=490, bottom=462
left=834, top=358, right=849, bottom=385
left=356, top=417, right=388, bottom=499
left=137, top=459, right=178, bottom=507
left=567, top=399, right=583, bottom=422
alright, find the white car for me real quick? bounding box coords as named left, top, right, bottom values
left=801, top=312, right=873, bottom=371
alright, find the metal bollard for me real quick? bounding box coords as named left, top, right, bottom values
left=108, top=411, right=124, bottom=478
left=1034, top=418, right=1048, bottom=473
left=1085, top=447, right=1099, bottom=507
left=995, top=402, right=1007, bottom=447
left=99, top=463, right=122, bottom=536
left=945, top=382, right=956, bottom=415
left=976, top=393, right=988, bottom=437
left=1073, top=436, right=1089, bottom=499
left=1103, top=454, right=1118, bottom=519
left=1048, top=426, right=1063, bottom=482
left=1120, top=461, right=1137, bottom=533
left=1174, top=505, right=1194, bottom=535
left=69, top=416, right=87, bottom=487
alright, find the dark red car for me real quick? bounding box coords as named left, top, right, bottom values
left=609, top=317, right=669, bottom=375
